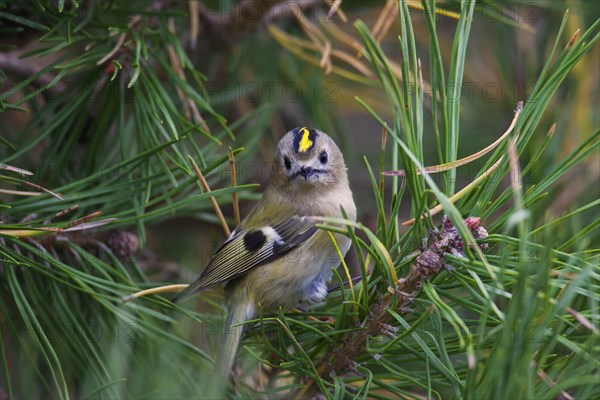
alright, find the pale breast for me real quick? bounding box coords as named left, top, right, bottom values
left=241, top=230, right=351, bottom=309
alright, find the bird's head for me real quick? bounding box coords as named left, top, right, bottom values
left=273, top=127, right=347, bottom=190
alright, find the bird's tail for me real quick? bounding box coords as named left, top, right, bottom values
left=209, top=297, right=254, bottom=394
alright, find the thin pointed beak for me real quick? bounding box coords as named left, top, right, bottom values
left=298, top=166, right=314, bottom=180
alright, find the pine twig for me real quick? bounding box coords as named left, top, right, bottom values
left=122, top=284, right=189, bottom=302
left=228, top=147, right=241, bottom=226
left=188, top=156, right=231, bottom=236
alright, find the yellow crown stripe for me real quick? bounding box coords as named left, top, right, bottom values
left=298, top=127, right=313, bottom=153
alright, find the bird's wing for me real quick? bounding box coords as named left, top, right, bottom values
left=173, top=216, right=318, bottom=303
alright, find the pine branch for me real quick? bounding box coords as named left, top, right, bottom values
left=321, top=216, right=489, bottom=380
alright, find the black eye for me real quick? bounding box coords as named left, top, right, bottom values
left=319, top=151, right=328, bottom=164
left=283, top=156, right=292, bottom=170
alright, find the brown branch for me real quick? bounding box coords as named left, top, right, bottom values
left=0, top=51, right=67, bottom=100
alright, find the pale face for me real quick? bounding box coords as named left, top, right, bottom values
left=274, top=127, right=346, bottom=189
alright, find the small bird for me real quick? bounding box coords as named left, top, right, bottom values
left=174, top=127, right=356, bottom=389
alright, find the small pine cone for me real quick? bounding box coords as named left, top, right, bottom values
left=106, top=231, right=138, bottom=258
left=464, top=216, right=481, bottom=230
left=464, top=216, right=489, bottom=250
left=415, top=249, right=443, bottom=276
